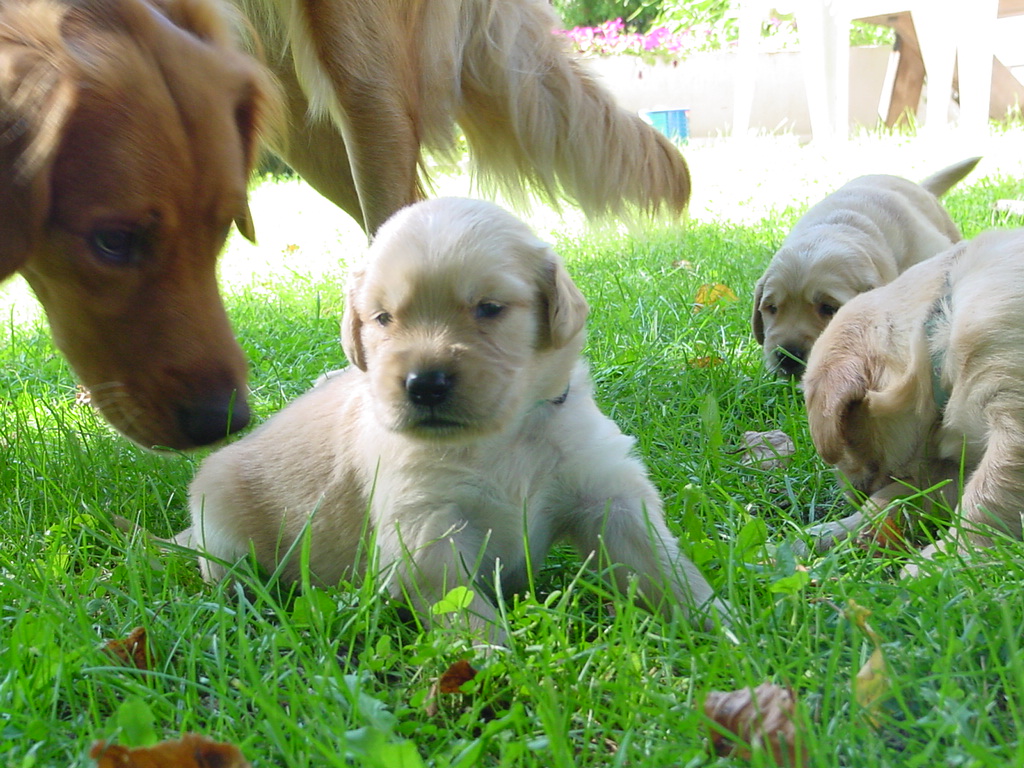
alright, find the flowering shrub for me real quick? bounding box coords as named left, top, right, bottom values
left=556, top=13, right=889, bottom=60
left=557, top=17, right=730, bottom=59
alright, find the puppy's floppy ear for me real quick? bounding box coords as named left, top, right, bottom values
left=805, top=358, right=871, bottom=465
left=0, top=6, right=77, bottom=278
left=537, top=247, right=589, bottom=350
left=861, top=361, right=921, bottom=419
left=751, top=275, right=766, bottom=344
left=341, top=267, right=367, bottom=370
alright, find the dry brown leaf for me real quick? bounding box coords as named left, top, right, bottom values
left=104, top=627, right=151, bottom=670
left=438, top=659, right=478, bottom=693
left=90, top=734, right=250, bottom=768
left=854, top=647, right=890, bottom=729
left=846, top=600, right=891, bottom=728
left=854, top=510, right=910, bottom=553
left=694, top=283, right=738, bottom=311
left=424, top=659, right=480, bottom=716
left=688, top=356, right=725, bottom=368
left=704, top=682, right=807, bottom=766
left=740, top=430, right=796, bottom=469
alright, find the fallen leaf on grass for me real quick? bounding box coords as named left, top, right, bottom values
left=704, top=682, right=807, bottom=766
left=438, top=659, right=478, bottom=693
left=104, top=627, right=151, bottom=670
left=688, top=356, right=725, bottom=368
left=854, top=510, right=911, bottom=553
left=90, top=734, right=250, bottom=768
left=740, top=430, right=796, bottom=469
left=846, top=600, right=891, bottom=728
left=424, top=659, right=479, bottom=717
left=694, top=283, right=738, bottom=311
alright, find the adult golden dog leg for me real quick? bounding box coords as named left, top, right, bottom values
left=256, top=25, right=365, bottom=228
left=279, top=0, right=427, bottom=234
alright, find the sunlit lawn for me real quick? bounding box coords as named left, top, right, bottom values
left=1, top=127, right=1023, bottom=766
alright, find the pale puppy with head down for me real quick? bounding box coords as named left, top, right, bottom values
left=752, top=157, right=979, bottom=378
left=802, top=228, right=1024, bottom=562
left=180, top=197, right=727, bottom=638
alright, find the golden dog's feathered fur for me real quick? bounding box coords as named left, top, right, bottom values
left=752, top=157, right=979, bottom=377
left=235, top=0, right=692, bottom=234
left=0, top=0, right=279, bottom=449
left=180, top=198, right=726, bottom=639
left=802, top=228, right=1024, bottom=562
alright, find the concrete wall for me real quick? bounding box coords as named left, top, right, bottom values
left=582, top=47, right=892, bottom=140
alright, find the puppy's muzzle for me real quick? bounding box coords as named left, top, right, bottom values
left=773, top=345, right=807, bottom=378
left=405, top=369, right=455, bottom=407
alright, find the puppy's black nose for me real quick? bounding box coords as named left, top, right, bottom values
left=776, top=346, right=806, bottom=378
left=406, top=370, right=453, bottom=407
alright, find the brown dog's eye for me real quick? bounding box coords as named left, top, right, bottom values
left=374, top=311, right=393, bottom=327
left=89, top=228, right=143, bottom=266
left=819, top=303, right=839, bottom=318
left=474, top=301, right=504, bottom=319
left=764, top=304, right=777, bottom=315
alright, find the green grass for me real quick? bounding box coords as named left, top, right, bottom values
left=2, top=130, right=1024, bottom=767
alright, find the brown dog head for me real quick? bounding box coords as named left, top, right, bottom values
left=342, top=197, right=589, bottom=440
left=0, top=0, right=279, bottom=449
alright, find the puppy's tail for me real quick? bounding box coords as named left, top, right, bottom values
left=446, top=0, right=690, bottom=219
left=919, top=156, right=982, bottom=197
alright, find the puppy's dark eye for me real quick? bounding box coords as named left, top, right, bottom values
left=89, top=228, right=143, bottom=266
left=374, top=311, right=393, bottom=327
left=819, top=303, right=839, bottom=318
left=764, top=304, right=778, bottom=316
left=474, top=301, right=504, bottom=319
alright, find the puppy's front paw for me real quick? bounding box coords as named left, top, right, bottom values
left=900, top=538, right=961, bottom=578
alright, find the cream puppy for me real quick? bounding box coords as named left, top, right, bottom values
left=753, top=157, right=979, bottom=377
left=801, top=228, right=1024, bottom=560
left=180, top=197, right=727, bottom=638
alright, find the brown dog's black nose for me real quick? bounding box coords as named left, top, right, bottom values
left=776, top=346, right=807, bottom=378
left=406, top=370, right=453, bottom=407
left=178, top=392, right=251, bottom=447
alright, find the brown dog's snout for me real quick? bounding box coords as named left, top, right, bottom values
left=405, top=369, right=455, bottom=407
left=178, top=387, right=251, bottom=447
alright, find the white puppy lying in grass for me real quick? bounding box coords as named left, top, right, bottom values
left=178, top=197, right=728, bottom=640
left=802, top=227, right=1024, bottom=564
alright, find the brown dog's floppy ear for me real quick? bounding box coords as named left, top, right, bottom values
left=0, top=8, right=77, bottom=279
left=805, top=358, right=870, bottom=465
left=751, top=276, right=766, bottom=344
left=149, top=0, right=282, bottom=247
left=341, top=267, right=367, bottom=370
left=234, top=201, right=257, bottom=243
left=230, top=79, right=282, bottom=245
left=537, top=248, right=589, bottom=350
